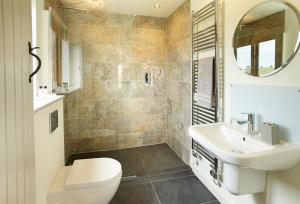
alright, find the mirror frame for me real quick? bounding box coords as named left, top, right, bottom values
left=232, top=1, right=300, bottom=77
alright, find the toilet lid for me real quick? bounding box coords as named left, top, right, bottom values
left=64, top=158, right=122, bottom=190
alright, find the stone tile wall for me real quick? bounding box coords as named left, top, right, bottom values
left=63, top=11, right=168, bottom=158
left=166, top=0, right=192, bottom=164
left=63, top=1, right=192, bottom=162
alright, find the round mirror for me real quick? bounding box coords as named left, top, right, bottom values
left=233, top=2, right=300, bottom=77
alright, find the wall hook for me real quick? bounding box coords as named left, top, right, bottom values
left=28, top=41, right=41, bottom=83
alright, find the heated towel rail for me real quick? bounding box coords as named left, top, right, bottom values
left=192, top=0, right=223, bottom=125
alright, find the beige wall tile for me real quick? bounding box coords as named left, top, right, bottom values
left=156, top=19, right=167, bottom=30
left=84, top=25, right=120, bottom=44
left=152, top=79, right=166, bottom=97
left=135, top=16, right=156, bottom=29
left=102, top=117, right=131, bottom=134
left=67, top=23, right=84, bottom=44
left=93, top=63, right=118, bottom=81
left=179, top=61, right=192, bottom=83
left=143, top=131, right=166, bottom=145
left=119, top=98, right=146, bottom=116
left=132, top=46, right=154, bottom=63
left=80, top=80, right=94, bottom=100
left=65, top=119, right=81, bottom=138
left=94, top=128, right=116, bottom=137
left=146, top=97, right=166, bottom=115
left=119, top=133, right=144, bottom=149
left=107, top=14, right=135, bottom=28
left=130, top=115, right=154, bottom=133
left=94, top=135, right=119, bottom=151
left=140, top=29, right=166, bottom=46
left=93, top=80, right=108, bottom=99
left=120, top=29, right=136, bottom=45
left=123, top=63, right=141, bottom=81
left=153, top=114, right=167, bottom=131
left=80, top=119, right=95, bottom=137
left=166, top=0, right=192, bottom=164
left=69, top=137, right=94, bottom=154
left=79, top=99, right=95, bottom=119
left=153, top=46, right=167, bottom=63
left=81, top=63, right=94, bottom=81
left=64, top=91, right=80, bottom=120
left=95, top=99, right=121, bottom=117
left=179, top=82, right=191, bottom=105
left=121, top=45, right=133, bottom=63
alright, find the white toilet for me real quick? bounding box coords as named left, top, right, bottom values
left=48, top=158, right=122, bottom=204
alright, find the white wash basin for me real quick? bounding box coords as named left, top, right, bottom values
left=189, top=123, right=300, bottom=171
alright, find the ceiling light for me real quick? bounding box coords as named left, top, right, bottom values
left=154, top=4, right=160, bottom=8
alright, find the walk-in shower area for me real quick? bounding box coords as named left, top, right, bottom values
left=61, top=0, right=193, bottom=170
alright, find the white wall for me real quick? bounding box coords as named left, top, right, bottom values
left=34, top=99, right=65, bottom=204
left=37, top=10, right=52, bottom=93
left=223, top=0, right=300, bottom=204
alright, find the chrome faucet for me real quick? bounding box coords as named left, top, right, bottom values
left=237, top=113, right=255, bottom=135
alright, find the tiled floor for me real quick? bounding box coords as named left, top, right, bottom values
left=67, top=143, right=220, bottom=204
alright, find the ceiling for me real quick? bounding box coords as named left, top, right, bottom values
left=101, top=0, right=185, bottom=18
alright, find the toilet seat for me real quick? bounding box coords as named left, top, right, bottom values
left=64, top=158, right=122, bottom=190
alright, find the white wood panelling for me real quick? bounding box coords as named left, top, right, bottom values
left=0, top=0, right=35, bottom=203
left=0, top=0, right=7, bottom=203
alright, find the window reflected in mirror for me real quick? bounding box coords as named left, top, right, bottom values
left=233, top=2, right=300, bottom=77
left=258, top=40, right=275, bottom=76
left=236, top=45, right=251, bottom=73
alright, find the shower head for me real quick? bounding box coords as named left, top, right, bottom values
left=60, top=0, right=104, bottom=11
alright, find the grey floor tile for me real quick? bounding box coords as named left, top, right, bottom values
left=138, top=144, right=189, bottom=176
left=152, top=176, right=217, bottom=204
left=110, top=182, right=160, bottom=204
left=112, top=148, right=148, bottom=178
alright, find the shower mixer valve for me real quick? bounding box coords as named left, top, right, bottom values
left=145, top=72, right=153, bottom=86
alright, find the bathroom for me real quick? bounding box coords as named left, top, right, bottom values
left=1, top=0, right=300, bottom=204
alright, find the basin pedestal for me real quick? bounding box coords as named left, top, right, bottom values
left=223, top=163, right=266, bottom=195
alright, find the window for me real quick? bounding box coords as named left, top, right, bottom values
left=258, top=40, right=276, bottom=75
left=236, top=45, right=252, bottom=74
